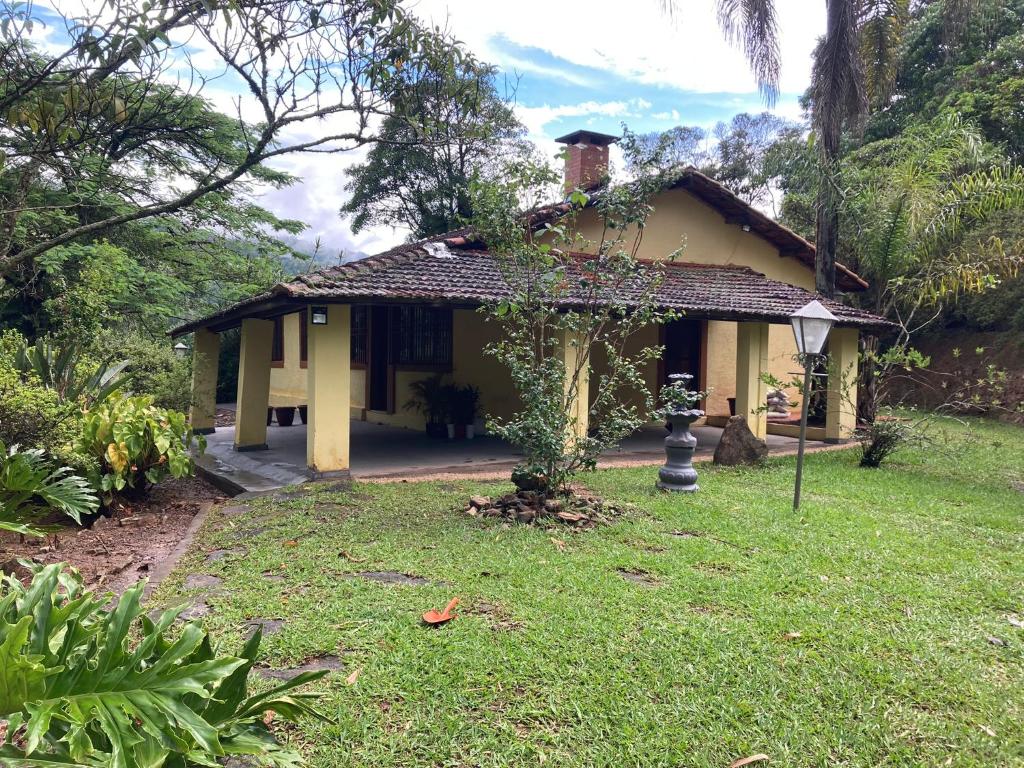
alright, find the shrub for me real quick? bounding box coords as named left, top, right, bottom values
left=0, top=441, right=97, bottom=535
left=471, top=151, right=672, bottom=497
left=11, top=337, right=125, bottom=407
left=0, top=364, right=80, bottom=459
left=0, top=563, right=329, bottom=766
left=77, top=394, right=205, bottom=504
left=119, top=334, right=193, bottom=412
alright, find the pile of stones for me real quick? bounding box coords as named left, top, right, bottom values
left=464, top=491, right=623, bottom=528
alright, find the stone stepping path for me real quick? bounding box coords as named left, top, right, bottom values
left=257, top=655, right=344, bottom=680
left=205, top=548, right=246, bottom=564
left=184, top=574, right=223, bottom=590
left=617, top=568, right=661, bottom=587
left=245, top=618, right=285, bottom=637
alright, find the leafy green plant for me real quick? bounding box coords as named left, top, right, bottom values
left=658, top=374, right=709, bottom=416
left=450, top=384, right=480, bottom=425
left=0, top=364, right=80, bottom=459
left=0, top=442, right=97, bottom=536
left=472, top=144, right=674, bottom=497
left=404, top=374, right=452, bottom=425
left=117, top=333, right=194, bottom=413
left=77, top=395, right=204, bottom=504
left=0, top=563, right=329, bottom=767
left=12, top=337, right=126, bottom=407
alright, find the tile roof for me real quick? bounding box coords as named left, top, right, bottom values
left=171, top=242, right=891, bottom=336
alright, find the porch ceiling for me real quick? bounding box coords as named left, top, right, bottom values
left=171, top=245, right=893, bottom=337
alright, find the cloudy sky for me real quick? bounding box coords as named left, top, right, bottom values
left=35, top=1, right=827, bottom=262
left=261, top=0, right=827, bottom=261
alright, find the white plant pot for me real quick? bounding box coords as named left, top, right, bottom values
left=446, top=423, right=455, bottom=440
left=465, top=425, right=475, bottom=440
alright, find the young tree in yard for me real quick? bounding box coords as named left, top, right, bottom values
left=469, top=143, right=679, bottom=509
left=0, top=0, right=469, bottom=276
left=342, top=60, right=529, bottom=239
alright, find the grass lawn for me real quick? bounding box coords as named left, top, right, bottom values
left=157, top=419, right=1024, bottom=767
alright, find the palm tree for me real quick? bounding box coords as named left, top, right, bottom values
left=664, top=0, right=927, bottom=297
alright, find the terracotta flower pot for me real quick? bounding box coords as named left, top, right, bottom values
left=274, top=406, right=296, bottom=427
left=298, top=405, right=308, bottom=424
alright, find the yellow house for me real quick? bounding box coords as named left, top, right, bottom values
left=172, top=130, right=890, bottom=478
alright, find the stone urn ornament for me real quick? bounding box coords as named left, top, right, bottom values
left=657, top=373, right=709, bottom=493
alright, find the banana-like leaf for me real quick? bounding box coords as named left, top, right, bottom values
left=0, top=565, right=331, bottom=767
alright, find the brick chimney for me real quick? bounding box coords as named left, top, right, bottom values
left=555, top=129, right=619, bottom=193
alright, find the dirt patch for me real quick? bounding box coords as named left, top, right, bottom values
left=617, top=568, right=661, bottom=587
left=1011, top=480, right=1024, bottom=493
left=0, top=476, right=224, bottom=593
left=215, top=408, right=236, bottom=427
left=257, top=654, right=344, bottom=680
left=472, top=600, right=525, bottom=631
left=349, top=571, right=432, bottom=586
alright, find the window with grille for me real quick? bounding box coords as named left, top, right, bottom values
left=271, top=316, right=284, bottom=366
left=351, top=305, right=369, bottom=365
left=390, top=306, right=452, bottom=367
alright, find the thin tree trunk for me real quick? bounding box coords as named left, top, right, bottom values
left=858, top=333, right=878, bottom=424
left=815, top=168, right=839, bottom=298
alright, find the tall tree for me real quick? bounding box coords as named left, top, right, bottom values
left=0, top=0, right=470, bottom=275
left=342, top=61, right=528, bottom=239
left=663, top=0, right=932, bottom=296
left=631, top=112, right=799, bottom=210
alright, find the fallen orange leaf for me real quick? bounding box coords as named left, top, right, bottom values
left=345, top=668, right=362, bottom=685
left=730, top=755, right=769, bottom=768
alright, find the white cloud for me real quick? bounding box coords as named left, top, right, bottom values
left=412, top=0, right=824, bottom=95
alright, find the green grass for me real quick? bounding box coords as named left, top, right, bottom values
left=157, top=418, right=1024, bottom=767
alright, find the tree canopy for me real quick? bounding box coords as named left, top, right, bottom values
left=341, top=61, right=528, bottom=239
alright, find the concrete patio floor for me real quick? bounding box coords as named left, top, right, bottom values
left=196, top=416, right=808, bottom=494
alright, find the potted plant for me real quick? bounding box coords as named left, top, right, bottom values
left=298, top=404, right=308, bottom=424
left=656, top=373, right=710, bottom=493
left=274, top=405, right=296, bottom=427
left=405, top=374, right=451, bottom=439
left=450, top=385, right=480, bottom=440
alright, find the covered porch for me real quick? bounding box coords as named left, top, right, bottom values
left=174, top=248, right=889, bottom=483
left=195, top=416, right=808, bottom=494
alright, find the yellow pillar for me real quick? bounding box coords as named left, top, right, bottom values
left=234, top=318, right=273, bottom=451
left=735, top=322, right=769, bottom=439
left=560, top=326, right=590, bottom=443
left=826, top=327, right=860, bottom=442
left=189, top=328, right=220, bottom=435
left=306, top=305, right=351, bottom=476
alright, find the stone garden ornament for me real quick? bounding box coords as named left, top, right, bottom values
left=657, top=373, right=710, bottom=493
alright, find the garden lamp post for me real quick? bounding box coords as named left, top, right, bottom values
left=173, top=342, right=189, bottom=358
left=790, top=300, right=836, bottom=511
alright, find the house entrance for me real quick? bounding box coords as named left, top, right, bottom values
left=662, top=318, right=702, bottom=389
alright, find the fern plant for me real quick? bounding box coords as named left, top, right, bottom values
left=0, top=564, right=330, bottom=767
left=0, top=441, right=97, bottom=536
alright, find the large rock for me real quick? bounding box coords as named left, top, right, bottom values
left=713, top=416, right=769, bottom=466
